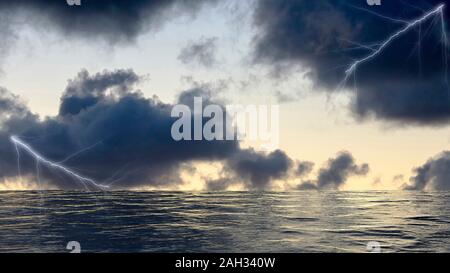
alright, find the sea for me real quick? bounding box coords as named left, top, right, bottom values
left=0, top=191, right=449, bottom=253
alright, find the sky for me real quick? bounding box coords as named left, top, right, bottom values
left=1, top=0, right=450, bottom=191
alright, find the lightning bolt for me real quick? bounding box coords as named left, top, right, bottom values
left=342, top=4, right=448, bottom=87
left=10, top=135, right=110, bottom=190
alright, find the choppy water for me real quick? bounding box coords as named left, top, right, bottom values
left=1, top=191, right=450, bottom=253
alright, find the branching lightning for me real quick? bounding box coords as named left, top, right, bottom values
left=10, top=135, right=110, bottom=190
left=342, top=4, right=449, bottom=89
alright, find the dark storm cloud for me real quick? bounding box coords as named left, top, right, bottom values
left=404, top=151, right=450, bottom=190
left=2, top=79, right=372, bottom=191
left=206, top=149, right=294, bottom=191
left=252, top=0, right=450, bottom=124
left=296, top=161, right=314, bottom=177
left=0, top=87, right=29, bottom=118
left=206, top=177, right=234, bottom=191
left=0, top=69, right=240, bottom=189
left=1, top=69, right=370, bottom=191
left=296, top=151, right=369, bottom=190
left=0, top=0, right=216, bottom=43
left=178, top=37, right=219, bottom=68
left=0, top=69, right=300, bottom=190
left=317, top=151, right=369, bottom=188
left=59, top=69, right=141, bottom=115
left=226, top=149, right=293, bottom=190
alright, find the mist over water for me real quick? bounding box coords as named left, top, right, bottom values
left=0, top=191, right=449, bottom=253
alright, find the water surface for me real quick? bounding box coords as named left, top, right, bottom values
left=0, top=191, right=449, bottom=252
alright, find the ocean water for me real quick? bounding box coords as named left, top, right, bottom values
left=0, top=191, right=450, bottom=253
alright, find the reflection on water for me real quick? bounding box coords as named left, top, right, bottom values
left=0, top=191, right=449, bottom=252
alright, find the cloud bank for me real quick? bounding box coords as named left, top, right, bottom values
left=297, top=151, right=369, bottom=190
left=405, top=151, right=450, bottom=190
left=252, top=0, right=450, bottom=125
left=0, top=0, right=216, bottom=43
left=1, top=69, right=372, bottom=191
left=1, top=69, right=239, bottom=189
